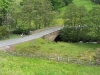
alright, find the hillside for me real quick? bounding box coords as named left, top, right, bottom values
left=73, top=0, right=97, bottom=10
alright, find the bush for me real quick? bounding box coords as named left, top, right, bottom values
left=60, top=26, right=99, bottom=42
left=12, top=28, right=30, bottom=35
left=0, top=26, right=9, bottom=39
left=60, top=26, right=78, bottom=42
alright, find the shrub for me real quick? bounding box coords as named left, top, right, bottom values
left=94, top=48, right=100, bottom=65
left=60, top=26, right=99, bottom=42
left=0, top=26, right=9, bottom=39
left=12, top=28, right=30, bottom=35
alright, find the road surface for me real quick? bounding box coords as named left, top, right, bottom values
left=0, top=27, right=62, bottom=48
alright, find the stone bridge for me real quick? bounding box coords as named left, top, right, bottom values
left=43, top=30, right=60, bottom=41
left=0, top=26, right=62, bottom=48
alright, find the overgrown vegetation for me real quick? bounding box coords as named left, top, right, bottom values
left=60, top=4, right=100, bottom=42
left=0, top=0, right=57, bottom=39
left=0, top=26, right=9, bottom=39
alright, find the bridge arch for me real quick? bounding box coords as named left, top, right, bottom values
left=43, top=30, right=60, bottom=41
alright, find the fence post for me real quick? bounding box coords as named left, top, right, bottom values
left=77, top=58, right=80, bottom=64
left=57, top=56, right=61, bottom=62
left=67, top=57, right=70, bottom=62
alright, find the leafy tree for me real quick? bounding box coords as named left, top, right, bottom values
left=21, top=0, right=56, bottom=30
left=61, top=4, right=100, bottom=42
left=34, top=0, right=56, bottom=28
left=78, top=5, right=87, bottom=25
left=88, top=5, right=100, bottom=41
left=0, top=0, right=9, bottom=26
left=19, top=0, right=34, bottom=30
left=89, top=5, right=100, bottom=26
left=64, top=4, right=87, bottom=26
left=64, top=4, right=79, bottom=26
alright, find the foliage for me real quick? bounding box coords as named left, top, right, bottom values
left=0, top=25, right=9, bottom=39
left=33, top=0, right=56, bottom=29
left=64, top=4, right=87, bottom=26
left=19, top=0, right=56, bottom=30
left=61, top=4, right=100, bottom=42
left=0, top=0, right=9, bottom=26
left=91, top=0, right=100, bottom=4
left=60, top=25, right=100, bottom=42
left=12, top=28, right=30, bottom=35
left=49, top=0, right=73, bottom=10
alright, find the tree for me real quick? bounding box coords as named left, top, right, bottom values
left=88, top=5, right=100, bottom=41
left=21, top=0, right=56, bottom=30
left=89, top=5, right=100, bottom=26
left=64, top=4, right=87, bottom=26
left=64, top=4, right=79, bottom=26
left=0, top=0, right=9, bottom=26
left=20, top=0, right=34, bottom=30
left=78, top=5, right=87, bottom=26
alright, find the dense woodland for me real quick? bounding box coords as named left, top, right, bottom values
left=0, top=0, right=100, bottom=43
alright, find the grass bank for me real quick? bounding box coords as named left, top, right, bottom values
left=0, top=51, right=100, bottom=75
left=73, top=0, right=97, bottom=10
left=14, top=38, right=100, bottom=60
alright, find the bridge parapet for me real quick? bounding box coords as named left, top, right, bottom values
left=43, top=30, right=60, bottom=41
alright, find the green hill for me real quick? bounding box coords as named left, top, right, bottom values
left=73, top=0, right=97, bottom=10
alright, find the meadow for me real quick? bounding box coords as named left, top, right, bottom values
left=0, top=38, right=100, bottom=75
left=14, top=38, right=100, bottom=58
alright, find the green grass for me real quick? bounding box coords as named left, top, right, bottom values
left=14, top=38, right=100, bottom=60
left=73, top=0, right=97, bottom=10
left=0, top=51, right=100, bottom=75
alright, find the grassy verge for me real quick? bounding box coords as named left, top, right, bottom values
left=14, top=38, right=100, bottom=59
left=0, top=51, right=100, bottom=75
